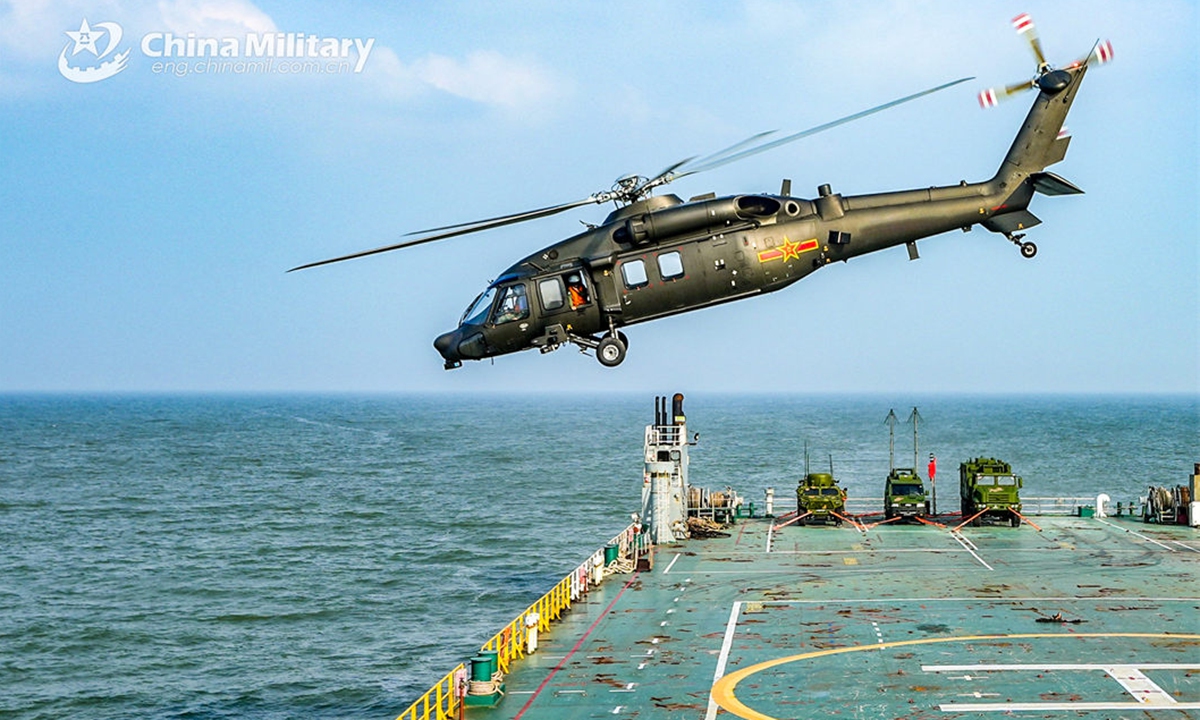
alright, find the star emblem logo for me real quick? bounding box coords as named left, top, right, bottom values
left=58, top=18, right=130, bottom=84
left=65, top=18, right=102, bottom=56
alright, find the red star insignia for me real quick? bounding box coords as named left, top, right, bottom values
left=779, top=237, right=803, bottom=262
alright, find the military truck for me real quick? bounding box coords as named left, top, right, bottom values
left=796, top=472, right=847, bottom=526
left=883, top=468, right=930, bottom=520
left=960, top=457, right=1023, bottom=526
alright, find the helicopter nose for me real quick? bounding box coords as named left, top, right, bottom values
left=433, top=330, right=462, bottom=369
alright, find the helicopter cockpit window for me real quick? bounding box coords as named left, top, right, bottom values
left=461, top=287, right=496, bottom=326
left=657, top=251, right=684, bottom=280
left=493, top=284, right=529, bottom=324
left=538, top=278, right=564, bottom=311
left=621, top=259, right=648, bottom=289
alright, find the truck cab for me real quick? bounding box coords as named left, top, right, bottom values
left=883, top=468, right=930, bottom=520
left=959, top=457, right=1023, bottom=526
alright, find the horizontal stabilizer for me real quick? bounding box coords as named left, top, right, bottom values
left=983, top=209, right=1041, bottom=235
left=1031, top=171, right=1084, bottom=196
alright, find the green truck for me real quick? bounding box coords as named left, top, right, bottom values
left=796, top=472, right=847, bottom=526
left=960, top=457, right=1023, bottom=526
left=883, top=468, right=930, bottom=520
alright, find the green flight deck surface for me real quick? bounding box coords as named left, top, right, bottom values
left=471, top=516, right=1199, bottom=719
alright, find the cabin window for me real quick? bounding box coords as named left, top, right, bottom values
left=621, top=259, right=648, bottom=289
left=538, top=278, right=564, bottom=311
left=492, top=284, right=529, bottom=324
left=657, top=251, right=684, bottom=280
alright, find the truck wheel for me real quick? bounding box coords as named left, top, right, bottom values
left=971, top=516, right=982, bottom=527
left=597, top=335, right=627, bottom=367
left=1010, top=514, right=1021, bottom=527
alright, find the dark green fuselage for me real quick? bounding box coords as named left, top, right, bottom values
left=435, top=66, right=1088, bottom=367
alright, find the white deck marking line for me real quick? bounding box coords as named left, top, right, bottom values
left=765, top=524, right=774, bottom=553
left=927, top=663, right=1199, bottom=708
left=941, top=701, right=1200, bottom=711
left=764, top=548, right=966, bottom=555
left=662, top=552, right=681, bottom=575
left=1172, top=540, right=1200, bottom=553
left=950, top=532, right=993, bottom=570
left=1095, top=518, right=1176, bottom=551
left=704, top=601, right=742, bottom=720
left=952, top=530, right=980, bottom=552
left=760, top=596, right=1200, bottom=604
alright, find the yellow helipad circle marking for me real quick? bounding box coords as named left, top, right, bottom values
left=710, top=632, right=1200, bottom=720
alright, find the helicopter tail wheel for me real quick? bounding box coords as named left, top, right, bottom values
left=597, top=335, right=627, bottom=367
left=1020, top=241, right=1038, bottom=258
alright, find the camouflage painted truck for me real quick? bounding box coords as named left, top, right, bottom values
left=796, top=472, right=847, bottom=526
left=883, top=468, right=930, bottom=520
left=960, top=457, right=1023, bottom=526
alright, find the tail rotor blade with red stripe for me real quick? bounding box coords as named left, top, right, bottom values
left=1012, top=13, right=1048, bottom=69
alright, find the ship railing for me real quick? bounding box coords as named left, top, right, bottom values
left=396, top=522, right=643, bottom=720
left=1019, top=496, right=1096, bottom=515
left=395, top=662, right=463, bottom=720
left=645, top=424, right=682, bottom=448
left=839, top=496, right=1104, bottom=517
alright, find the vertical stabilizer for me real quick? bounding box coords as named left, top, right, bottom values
left=993, top=64, right=1088, bottom=185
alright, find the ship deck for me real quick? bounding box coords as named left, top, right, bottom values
left=471, top=514, right=1199, bottom=719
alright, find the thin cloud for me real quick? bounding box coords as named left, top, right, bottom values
left=368, top=46, right=564, bottom=112
left=413, top=51, right=557, bottom=108
left=155, top=0, right=277, bottom=36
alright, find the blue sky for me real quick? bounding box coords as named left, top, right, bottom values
left=1, top=0, right=1196, bottom=394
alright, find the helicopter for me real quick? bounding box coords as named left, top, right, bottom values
left=292, top=15, right=1112, bottom=370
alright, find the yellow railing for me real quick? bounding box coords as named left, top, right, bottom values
left=395, top=662, right=464, bottom=720
left=395, top=523, right=641, bottom=720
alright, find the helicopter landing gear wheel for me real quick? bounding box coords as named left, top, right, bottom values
left=596, top=335, right=627, bottom=367
left=1020, top=241, right=1038, bottom=259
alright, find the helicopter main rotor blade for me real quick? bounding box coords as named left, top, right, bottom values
left=672, top=76, right=974, bottom=179
left=288, top=196, right=600, bottom=272
left=401, top=195, right=610, bottom=237
left=634, top=131, right=779, bottom=197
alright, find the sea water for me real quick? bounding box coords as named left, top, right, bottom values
left=1, top=393, right=1196, bottom=719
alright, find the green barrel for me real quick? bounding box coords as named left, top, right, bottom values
left=479, top=649, right=499, bottom=677
left=604, top=543, right=619, bottom=565
left=469, top=656, right=491, bottom=682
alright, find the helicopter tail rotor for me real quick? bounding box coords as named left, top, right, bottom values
left=978, top=13, right=1113, bottom=109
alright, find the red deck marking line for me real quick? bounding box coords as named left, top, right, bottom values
left=734, top=521, right=747, bottom=546
left=512, top=575, right=639, bottom=720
